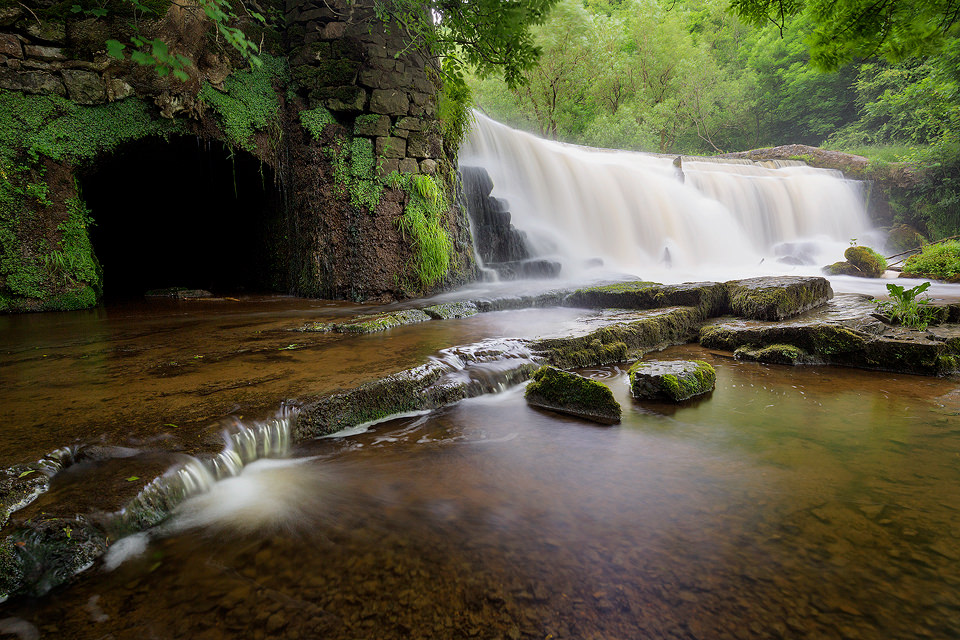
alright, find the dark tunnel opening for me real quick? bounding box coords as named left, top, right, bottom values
left=80, top=137, right=288, bottom=301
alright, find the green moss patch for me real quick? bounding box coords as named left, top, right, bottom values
left=844, top=245, right=887, bottom=278
left=734, top=343, right=809, bottom=365
left=423, top=301, right=479, bottom=320
left=726, top=276, right=832, bottom=321
left=629, top=359, right=716, bottom=402
left=524, top=365, right=621, bottom=425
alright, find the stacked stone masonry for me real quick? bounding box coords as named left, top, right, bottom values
left=285, top=0, right=444, bottom=176
left=0, top=11, right=132, bottom=105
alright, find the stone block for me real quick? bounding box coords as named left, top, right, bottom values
left=395, top=116, right=427, bottom=131
left=106, top=77, right=134, bottom=101
left=726, top=276, right=832, bottom=321
left=0, top=68, right=65, bottom=95
left=299, top=8, right=336, bottom=21
left=62, top=70, right=106, bottom=104
left=357, top=68, right=384, bottom=89
left=406, top=132, right=442, bottom=158
left=310, top=85, right=366, bottom=112
left=399, top=157, right=419, bottom=173
left=23, top=45, right=64, bottom=61
left=0, top=7, right=23, bottom=27
left=291, top=42, right=331, bottom=65
left=26, top=22, right=66, bottom=43
left=369, top=88, right=409, bottom=115
left=377, top=157, right=400, bottom=179
left=353, top=114, right=390, bottom=137
left=321, top=22, right=346, bottom=39
left=0, top=33, right=21, bottom=58
left=376, top=136, right=406, bottom=159
left=419, top=159, right=437, bottom=175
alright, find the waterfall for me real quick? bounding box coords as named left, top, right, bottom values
left=461, top=113, right=876, bottom=281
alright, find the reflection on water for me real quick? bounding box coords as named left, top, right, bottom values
left=2, top=343, right=959, bottom=639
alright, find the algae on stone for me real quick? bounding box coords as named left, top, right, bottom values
left=844, top=245, right=887, bottom=278
left=629, top=359, right=716, bottom=402
left=524, top=365, right=621, bottom=425
left=726, top=276, right=832, bottom=321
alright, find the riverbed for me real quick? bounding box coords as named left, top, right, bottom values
left=1, top=292, right=959, bottom=639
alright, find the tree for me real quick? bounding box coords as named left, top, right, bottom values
left=730, top=0, right=960, bottom=68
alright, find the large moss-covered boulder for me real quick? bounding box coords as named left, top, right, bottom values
left=726, top=276, right=832, bottom=321
left=629, top=359, right=716, bottom=402
left=563, top=280, right=729, bottom=318
left=844, top=245, right=887, bottom=277
left=524, top=366, right=621, bottom=425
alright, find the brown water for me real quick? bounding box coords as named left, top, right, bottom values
left=2, top=300, right=960, bottom=640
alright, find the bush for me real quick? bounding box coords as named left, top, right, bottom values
left=844, top=245, right=887, bottom=277
left=901, top=241, right=960, bottom=281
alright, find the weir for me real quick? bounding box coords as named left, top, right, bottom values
left=461, top=113, right=876, bottom=281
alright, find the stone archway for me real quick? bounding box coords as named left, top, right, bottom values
left=79, top=137, right=289, bottom=300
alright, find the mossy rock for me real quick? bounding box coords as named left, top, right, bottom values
left=334, top=309, right=432, bottom=333
left=886, top=224, right=927, bottom=254
left=629, top=359, right=716, bottom=402
left=535, top=307, right=703, bottom=368
left=726, top=276, right=832, bottom=321
left=524, top=366, right=621, bottom=425
left=843, top=246, right=887, bottom=278
left=734, top=343, right=809, bottom=365
left=563, top=280, right=729, bottom=318
left=1, top=465, right=50, bottom=529
left=822, top=261, right=862, bottom=276
left=423, top=301, right=479, bottom=320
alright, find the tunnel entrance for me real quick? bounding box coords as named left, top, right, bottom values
left=80, top=137, right=288, bottom=301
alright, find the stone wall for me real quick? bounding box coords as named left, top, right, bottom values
left=0, top=0, right=476, bottom=310
left=284, top=0, right=444, bottom=177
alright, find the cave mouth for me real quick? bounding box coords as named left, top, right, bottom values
left=80, top=137, right=288, bottom=301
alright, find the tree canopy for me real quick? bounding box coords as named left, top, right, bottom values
left=730, top=0, right=960, bottom=68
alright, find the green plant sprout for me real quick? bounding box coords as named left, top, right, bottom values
left=874, top=281, right=936, bottom=330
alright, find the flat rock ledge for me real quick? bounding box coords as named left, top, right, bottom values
left=524, top=366, right=621, bottom=425
left=726, top=276, right=832, bottom=321
left=701, top=295, right=960, bottom=376
left=629, top=359, right=717, bottom=402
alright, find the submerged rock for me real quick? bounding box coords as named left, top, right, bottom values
left=629, top=359, right=716, bottom=402
left=726, top=276, right=832, bottom=321
left=423, top=301, right=479, bottom=320
left=564, top=281, right=728, bottom=318
left=822, top=261, right=862, bottom=276
left=524, top=366, right=621, bottom=425
left=734, top=343, right=811, bottom=365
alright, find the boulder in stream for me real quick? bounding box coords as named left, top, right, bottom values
left=726, top=276, right=832, bottom=321
left=524, top=366, right=621, bottom=425
left=629, top=359, right=716, bottom=402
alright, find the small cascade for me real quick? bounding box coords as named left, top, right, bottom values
left=107, top=409, right=296, bottom=536
left=461, top=113, right=875, bottom=280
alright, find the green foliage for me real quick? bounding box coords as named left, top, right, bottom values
left=56, top=197, right=101, bottom=292
left=375, top=0, right=560, bottom=87
left=199, top=54, right=287, bottom=152
left=300, top=107, right=336, bottom=140
left=323, top=133, right=385, bottom=212
left=731, top=0, right=960, bottom=69
left=874, top=281, right=937, bottom=330
left=0, top=91, right=181, bottom=164
left=437, top=60, right=475, bottom=153
left=389, top=172, right=453, bottom=288
left=902, top=241, right=960, bottom=281
left=104, top=0, right=266, bottom=79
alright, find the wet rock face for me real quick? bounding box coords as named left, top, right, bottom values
left=629, top=359, right=716, bottom=402
left=459, top=166, right=536, bottom=278
left=726, top=276, right=833, bottom=321
left=524, top=366, right=621, bottom=425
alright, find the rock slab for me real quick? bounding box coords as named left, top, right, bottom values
left=524, top=366, right=621, bottom=425
left=726, top=276, right=832, bottom=321
left=629, top=359, right=716, bottom=402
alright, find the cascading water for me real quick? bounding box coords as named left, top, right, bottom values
left=461, top=112, right=878, bottom=282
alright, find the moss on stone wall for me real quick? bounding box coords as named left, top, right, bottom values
left=199, top=54, right=288, bottom=152
left=0, top=90, right=181, bottom=310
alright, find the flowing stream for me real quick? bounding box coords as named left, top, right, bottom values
left=1, top=297, right=960, bottom=639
